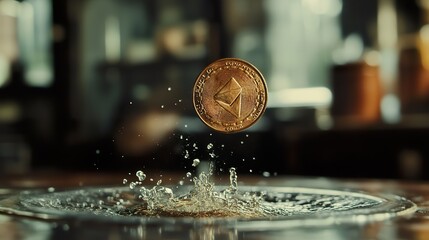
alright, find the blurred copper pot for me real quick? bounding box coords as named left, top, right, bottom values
left=331, top=62, right=382, bottom=125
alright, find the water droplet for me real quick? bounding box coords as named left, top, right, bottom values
left=136, top=170, right=146, bottom=181
left=249, top=169, right=253, bottom=173
left=186, top=172, right=192, bottom=178
left=161, top=105, right=164, bottom=109
left=262, top=171, right=270, bottom=177
left=252, top=157, right=256, bottom=160
left=229, top=167, right=238, bottom=194
left=184, top=150, right=189, bottom=159
left=150, top=178, right=153, bottom=182
left=167, top=87, right=172, bottom=91
left=192, top=158, right=200, bottom=167
left=129, top=182, right=136, bottom=189
left=62, top=224, right=70, bottom=231
left=48, top=187, right=55, bottom=192
left=122, top=179, right=128, bottom=184
left=180, top=135, right=183, bottom=140
left=207, top=143, right=213, bottom=149
left=95, top=149, right=100, bottom=154
left=240, top=141, right=244, bottom=144
left=184, top=124, right=188, bottom=128
left=178, top=99, right=182, bottom=102
left=129, top=101, right=133, bottom=105
left=179, top=180, right=184, bottom=185
left=246, top=134, right=249, bottom=137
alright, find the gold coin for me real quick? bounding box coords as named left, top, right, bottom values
left=193, top=58, right=268, bottom=133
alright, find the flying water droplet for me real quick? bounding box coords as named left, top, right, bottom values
left=136, top=170, right=146, bottom=181
left=207, top=143, right=213, bottom=149
left=122, top=179, right=128, bottom=184
left=229, top=167, right=238, bottom=194
left=186, top=172, right=192, bottom=178
left=192, top=158, right=200, bottom=167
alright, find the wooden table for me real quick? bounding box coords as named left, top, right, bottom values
left=0, top=172, right=429, bottom=240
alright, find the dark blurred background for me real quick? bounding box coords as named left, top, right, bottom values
left=0, top=0, right=428, bottom=180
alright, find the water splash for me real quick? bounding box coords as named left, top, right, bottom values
left=11, top=139, right=400, bottom=220
left=129, top=164, right=264, bottom=217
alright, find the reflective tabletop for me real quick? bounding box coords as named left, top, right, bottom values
left=0, top=172, right=428, bottom=240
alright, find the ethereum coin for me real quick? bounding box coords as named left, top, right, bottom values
left=193, top=58, right=268, bottom=133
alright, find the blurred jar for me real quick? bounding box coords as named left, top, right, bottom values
left=398, top=25, right=429, bottom=114
left=331, top=62, right=382, bottom=125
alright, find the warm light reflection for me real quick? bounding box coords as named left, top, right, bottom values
left=264, top=0, right=341, bottom=90
left=419, top=24, right=429, bottom=70
left=302, top=0, right=342, bottom=16
left=268, top=87, right=332, bottom=108
left=0, top=57, right=9, bottom=87
left=0, top=0, right=19, bottom=17
left=105, top=15, right=121, bottom=62
left=18, top=0, right=53, bottom=87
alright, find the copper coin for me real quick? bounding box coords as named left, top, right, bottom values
left=193, top=58, right=268, bottom=133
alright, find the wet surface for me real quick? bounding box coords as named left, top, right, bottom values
left=1, top=186, right=414, bottom=221
left=0, top=173, right=427, bottom=240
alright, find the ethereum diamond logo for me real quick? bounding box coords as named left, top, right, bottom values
left=214, top=77, right=242, bottom=118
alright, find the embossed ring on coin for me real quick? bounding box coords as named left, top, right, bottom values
left=193, top=58, right=268, bottom=133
